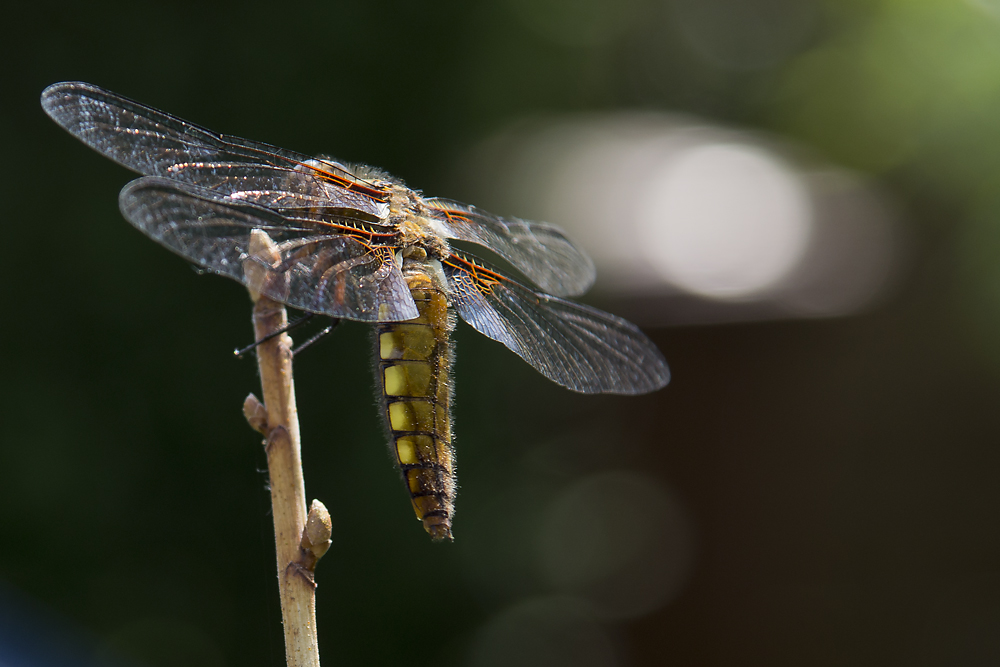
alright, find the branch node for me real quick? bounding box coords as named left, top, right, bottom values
left=266, top=424, right=292, bottom=455
left=286, top=561, right=318, bottom=589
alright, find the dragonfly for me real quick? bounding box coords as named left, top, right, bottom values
left=41, top=81, right=670, bottom=541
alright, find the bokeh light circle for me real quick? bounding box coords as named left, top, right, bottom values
left=635, top=142, right=812, bottom=299
left=536, top=471, right=695, bottom=619
left=467, top=596, right=618, bottom=667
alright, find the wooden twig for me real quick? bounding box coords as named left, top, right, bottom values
left=242, top=230, right=328, bottom=667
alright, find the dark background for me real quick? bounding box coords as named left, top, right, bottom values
left=3, top=1, right=1000, bottom=665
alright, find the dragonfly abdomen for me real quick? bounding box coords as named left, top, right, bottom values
left=375, top=260, right=456, bottom=541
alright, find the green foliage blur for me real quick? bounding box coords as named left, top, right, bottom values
left=3, top=1, right=1000, bottom=665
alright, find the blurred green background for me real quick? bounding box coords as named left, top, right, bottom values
left=4, top=0, right=1000, bottom=665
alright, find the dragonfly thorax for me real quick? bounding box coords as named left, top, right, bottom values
left=386, top=183, right=451, bottom=260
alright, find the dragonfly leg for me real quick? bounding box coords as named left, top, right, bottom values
left=291, top=319, right=341, bottom=357
left=234, top=312, right=316, bottom=358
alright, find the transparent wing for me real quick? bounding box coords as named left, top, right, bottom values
left=425, top=198, right=595, bottom=297
left=41, top=81, right=391, bottom=220
left=119, top=177, right=417, bottom=322
left=442, top=254, right=668, bottom=394
left=162, top=160, right=393, bottom=221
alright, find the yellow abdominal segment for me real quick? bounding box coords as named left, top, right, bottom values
left=375, top=259, right=456, bottom=541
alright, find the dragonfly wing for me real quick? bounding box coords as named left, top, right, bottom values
left=41, top=82, right=390, bottom=219
left=162, top=162, right=392, bottom=220
left=119, top=177, right=417, bottom=321
left=442, top=255, right=668, bottom=394
left=425, top=198, right=595, bottom=297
